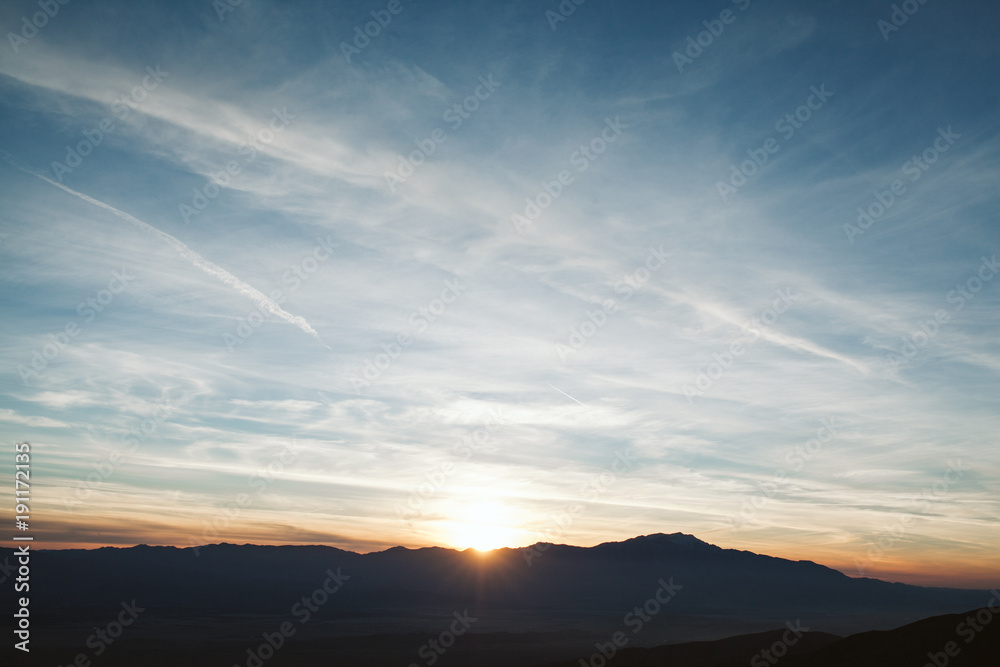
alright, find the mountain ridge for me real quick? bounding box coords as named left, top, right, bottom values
left=7, top=532, right=995, bottom=666
left=11, top=531, right=985, bottom=592
left=5, top=531, right=989, bottom=613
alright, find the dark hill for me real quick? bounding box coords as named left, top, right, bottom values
left=549, top=606, right=1000, bottom=667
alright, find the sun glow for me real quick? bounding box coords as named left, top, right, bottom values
left=447, top=499, right=521, bottom=552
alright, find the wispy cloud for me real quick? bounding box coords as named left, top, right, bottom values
left=0, top=0, right=996, bottom=589
left=9, top=161, right=326, bottom=345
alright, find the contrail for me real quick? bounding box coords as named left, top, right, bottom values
left=547, top=383, right=586, bottom=406
left=11, top=160, right=326, bottom=345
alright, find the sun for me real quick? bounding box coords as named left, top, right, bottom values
left=447, top=499, right=520, bottom=552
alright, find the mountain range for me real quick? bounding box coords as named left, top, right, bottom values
left=3, top=533, right=995, bottom=666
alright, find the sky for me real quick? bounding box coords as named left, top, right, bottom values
left=0, top=0, right=997, bottom=589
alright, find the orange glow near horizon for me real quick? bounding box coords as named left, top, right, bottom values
left=25, top=509, right=1000, bottom=590
left=29, top=538, right=998, bottom=590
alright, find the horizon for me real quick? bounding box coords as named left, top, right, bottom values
left=17, top=531, right=999, bottom=590
left=2, top=0, right=998, bottom=606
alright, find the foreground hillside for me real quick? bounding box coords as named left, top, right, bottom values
left=548, top=607, right=1000, bottom=666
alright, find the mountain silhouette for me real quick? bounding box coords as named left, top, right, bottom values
left=18, top=533, right=986, bottom=612
left=3, top=533, right=993, bottom=666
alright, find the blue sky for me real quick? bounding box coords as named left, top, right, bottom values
left=0, top=0, right=997, bottom=587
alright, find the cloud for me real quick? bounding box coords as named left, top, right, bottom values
left=0, top=0, right=996, bottom=588
left=8, top=160, right=326, bottom=346
left=0, top=408, right=73, bottom=429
